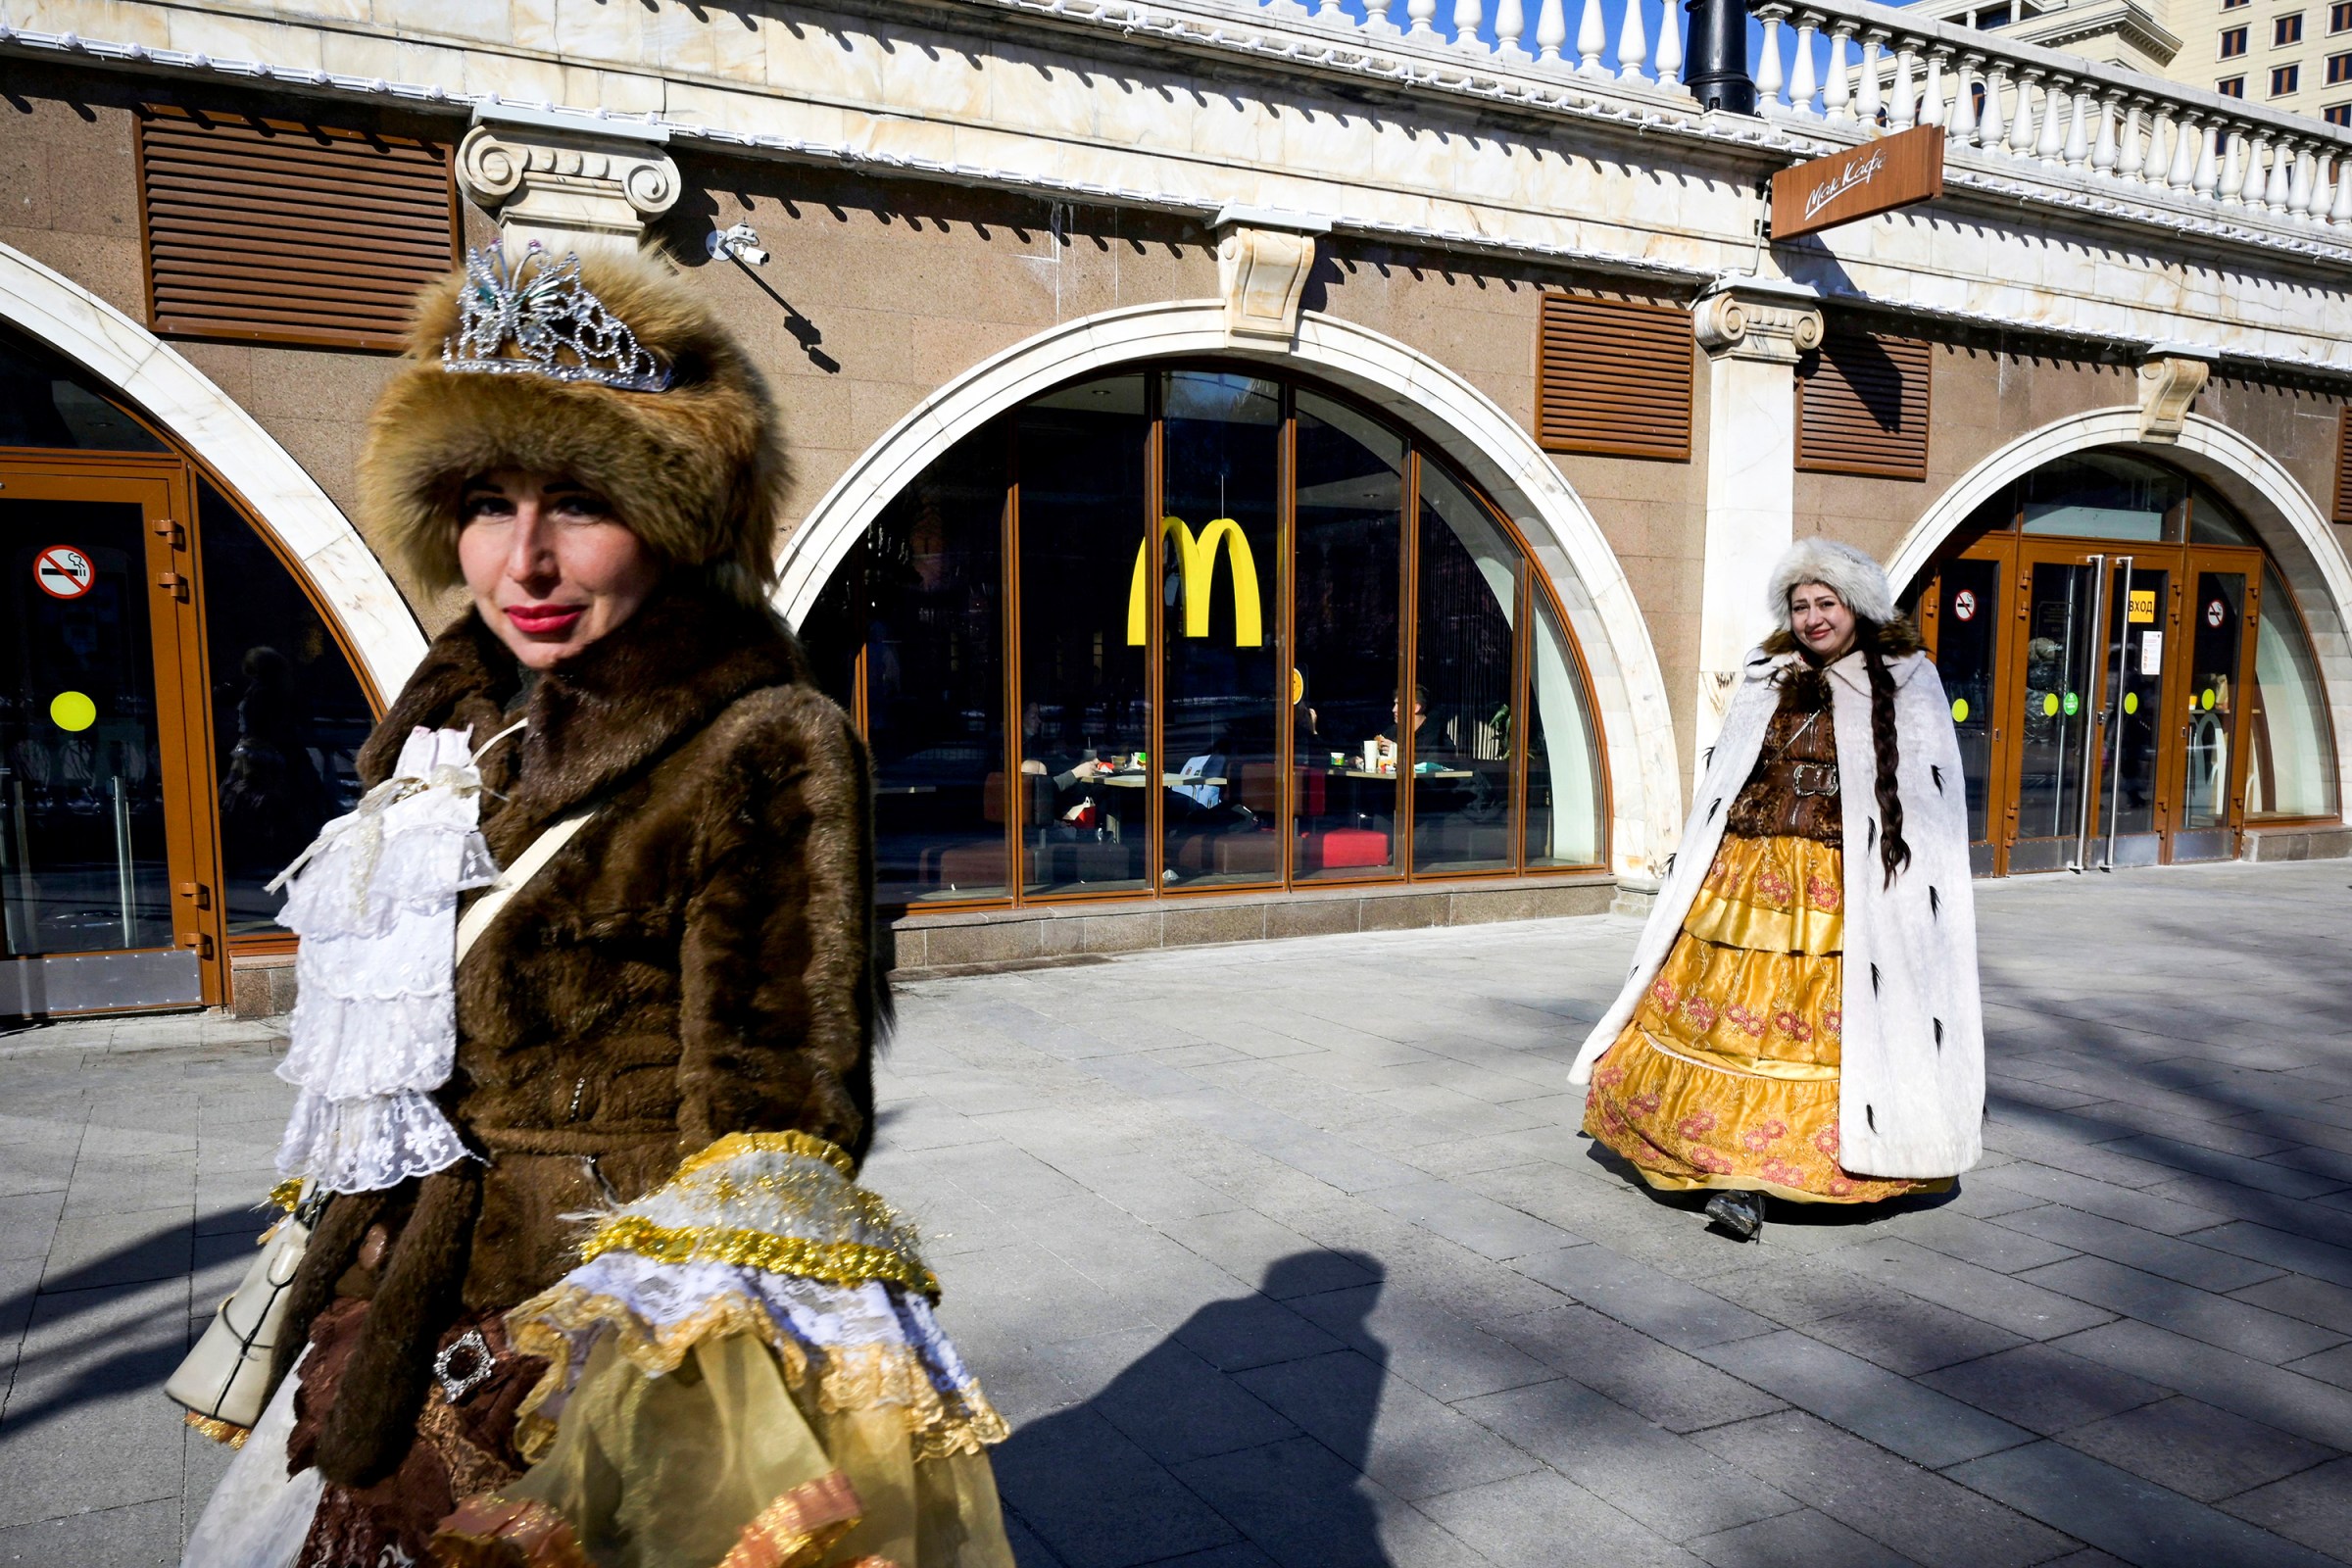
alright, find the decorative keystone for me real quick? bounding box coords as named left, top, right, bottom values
left=2137, top=341, right=2218, bottom=443
left=458, top=102, right=681, bottom=253
left=1211, top=205, right=1333, bottom=346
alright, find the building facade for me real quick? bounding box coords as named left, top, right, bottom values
left=0, top=0, right=2345, bottom=1018
left=1922, top=0, right=2352, bottom=122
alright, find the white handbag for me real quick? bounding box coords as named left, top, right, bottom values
left=167, top=1187, right=325, bottom=1441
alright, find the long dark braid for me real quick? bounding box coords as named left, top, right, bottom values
left=1862, top=626, right=1912, bottom=888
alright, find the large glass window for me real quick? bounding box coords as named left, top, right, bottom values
left=2021, top=453, right=2185, bottom=541
left=802, top=366, right=1609, bottom=909
left=2249, top=565, right=2342, bottom=819
left=1159, top=371, right=1283, bottom=890
left=1411, top=464, right=1517, bottom=873
left=199, top=482, right=373, bottom=933
left=1293, top=392, right=1404, bottom=881
left=1018, top=376, right=1151, bottom=897
left=860, top=429, right=1009, bottom=905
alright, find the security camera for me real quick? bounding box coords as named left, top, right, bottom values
left=708, top=221, right=768, bottom=266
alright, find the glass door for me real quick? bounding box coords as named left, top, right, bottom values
left=1917, top=552, right=2005, bottom=875
left=2093, top=556, right=2169, bottom=869
left=2169, top=558, right=2258, bottom=861
left=1, top=458, right=214, bottom=1012
left=2008, top=548, right=2111, bottom=872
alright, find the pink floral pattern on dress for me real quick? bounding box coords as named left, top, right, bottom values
left=1724, top=1004, right=1768, bottom=1038
left=1681, top=996, right=1720, bottom=1033
left=1687, top=1145, right=1735, bottom=1174
left=1740, top=1120, right=1788, bottom=1152
left=1822, top=1008, right=1842, bottom=1039
left=1755, top=863, right=1795, bottom=906
left=1805, top=874, right=1842, bottom=912
left=1676, top=1111, right=1718, bottom=1140
left=1771, top=1008, right=1814, bottom=1044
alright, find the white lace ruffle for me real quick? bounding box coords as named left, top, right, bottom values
left=273, top=1086, right=475, bottom=1194
left=539, top=1251, right=982, bottom=1401
left=270, top=726, right=499, bottom=1195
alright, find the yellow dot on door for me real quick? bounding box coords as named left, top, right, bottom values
left=2124, top=692, right=2139, bottom=715
left=2042, top=693, right=2060, bottom=717
left=50, top=691, right=96, bottom=732
left=2202, top=689, right=2216, bottom=710
left=1951, top=698, right=1970, bottom=723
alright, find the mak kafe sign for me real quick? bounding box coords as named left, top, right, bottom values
left=1772, top=124, right=1945, bottom=242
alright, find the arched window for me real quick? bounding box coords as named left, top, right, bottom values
left=0, top=323, right=375, bottom=1014
left=801, top=367, right=1608, bottom=908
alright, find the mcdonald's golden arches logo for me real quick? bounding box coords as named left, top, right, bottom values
left=1128, top=515, right=1263, bottom=648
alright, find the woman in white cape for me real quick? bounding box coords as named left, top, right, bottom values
left=1570, top=539, right=1984, bottom=1241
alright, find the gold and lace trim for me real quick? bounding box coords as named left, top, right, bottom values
left=716, top=1470, right=863, bottom=1568
left=507, top=1283, right=1008, bottom=1466
left=431, top=1494, right=594, bottom=1568
left=577, top=1217, right=938, bottom=1298
left=680, top=1130, right=858, bottom=1182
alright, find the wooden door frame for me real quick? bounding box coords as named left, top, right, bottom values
left=0, top=451, right=224, bottom=1005
left=1916, top=535, right=2023, bottom=875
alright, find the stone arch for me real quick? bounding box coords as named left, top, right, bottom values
left=1889, top=408, right=2352, bottom=816
left=773, top=300, right=1682, bottom=876
left=0, top=242, right=425, bottom=698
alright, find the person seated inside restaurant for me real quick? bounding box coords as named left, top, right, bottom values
left=1369, top=685, right=1437, bottom=770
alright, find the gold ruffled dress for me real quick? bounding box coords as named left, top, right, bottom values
left=1584, top=673, right=1949, bottom=1204
left=432, top=1132, right=1014, bottom=1568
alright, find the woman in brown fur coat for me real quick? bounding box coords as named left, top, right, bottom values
left=179, top=247, right=1013, bottom=1568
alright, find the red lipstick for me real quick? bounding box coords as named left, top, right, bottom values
left=506, top=603, right=585, bottom=636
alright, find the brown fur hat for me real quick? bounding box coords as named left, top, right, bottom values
left=360, top=246, right=787, bottom=608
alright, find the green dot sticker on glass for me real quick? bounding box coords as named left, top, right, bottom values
left=2124, top=691, right=2139, bottom=715
left=49, top=691, right=96, bottom=732
left=1951, top=698, right=1970, bottom=723
left=2202, top=688, right=2216, bottom=710
left=2042, top=693, right=2060, bottom=717
left=2062, top=692, right=2080, bottom=717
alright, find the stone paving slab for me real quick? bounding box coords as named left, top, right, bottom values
left=1, top=859, right=2348, bottom=1566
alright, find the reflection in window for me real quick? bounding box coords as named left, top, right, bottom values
left=199, top=483, right=372, bottom=935
left=2249, top=566, right=2341, bottom=818
left=799, top=367, right=1610, bottom=910
left=0, top=327, right=169, bottom=453
left=1412, top=464, right=1517, bottom=873
left=1160, top=371, right=1283, bottom=889
left=1019, top=376, right=1151, bottom=895
left=1294, top=392, right=1403, bottom=880
left=1525, top=594, right=1602, bottom=867
left=2021, top=453, right=2185, bottom=541
left=862, top=428, right=1009, bottom=904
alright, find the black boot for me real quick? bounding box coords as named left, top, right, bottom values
left=1704, top=1189, right=1766, bottom=1242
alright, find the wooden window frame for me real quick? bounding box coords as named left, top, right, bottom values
left=1533, top=294, right=1694, bottom=463
left=1794, top=328, right=1934, bottom=481
left=2222, top=25, right=2250, bottom=57
left=136, top=104, right=460, bottom=353
left=2271, top=63, right=2301, bottom=95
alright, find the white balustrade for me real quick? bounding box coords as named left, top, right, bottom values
left=1617, top=0, right=1649, bottom=81
left=1223, top=0, right=2352, bottom=233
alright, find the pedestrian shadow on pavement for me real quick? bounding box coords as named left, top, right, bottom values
left=0, top=1203, right=264, bottom=1435
left=993, top=1250, right=1394, bottom=1568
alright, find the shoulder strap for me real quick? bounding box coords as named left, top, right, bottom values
left=455, top=806, right=599, bottom=965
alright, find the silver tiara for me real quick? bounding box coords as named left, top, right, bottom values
left=441, top=242, right=672, bottom=393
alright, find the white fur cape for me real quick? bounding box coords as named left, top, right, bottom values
left=1569, top=646, right=1985, bottom=1180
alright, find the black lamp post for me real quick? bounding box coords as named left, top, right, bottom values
left=1685, top=0, right=1756, bottom=115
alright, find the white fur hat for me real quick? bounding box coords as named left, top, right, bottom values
left=1768, top=537, right=1896, bottom=629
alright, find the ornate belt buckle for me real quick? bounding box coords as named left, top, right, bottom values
left=1791, top=761, right=1839, bottom=798
left=432, top=1328, right=496, bottom=1403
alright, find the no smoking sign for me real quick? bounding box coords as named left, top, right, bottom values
left=34, top=545, right=93, bottom=600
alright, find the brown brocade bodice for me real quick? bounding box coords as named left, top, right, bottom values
left=1725, top=672, right=1842, bottom=847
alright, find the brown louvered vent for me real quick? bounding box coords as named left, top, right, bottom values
left=1536, top=294, right=1692, bottom=461
left=2333, top=407, right=2352, bottom=525
left=1796, top=329, right=1933, bottom=480
left=139, top=106, right=457, bottom=350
